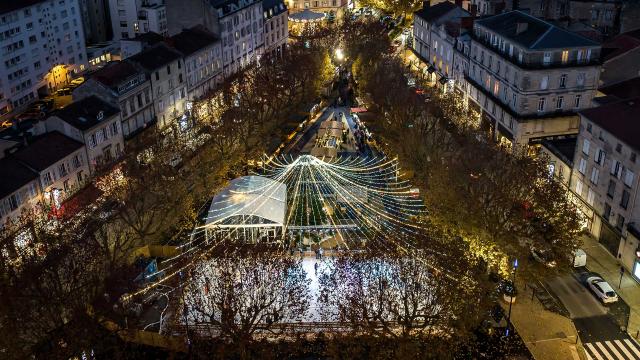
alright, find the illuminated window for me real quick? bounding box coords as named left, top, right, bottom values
left=561, top=50, right=569, bottom=64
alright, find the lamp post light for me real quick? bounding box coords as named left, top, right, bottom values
left=335, top=48, right=344, bottom=61
left=506, top=258, right=518, bottom=337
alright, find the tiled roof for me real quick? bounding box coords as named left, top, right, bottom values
left=476, top=11, right=599, bottom=50
left=580, top=97, right=640, bottom=152
left=127, top=43, right=182, bottom=71
left=414, top=2, right=458, bottom=23
left=52, top=96, right=120, bottom=131
left=0, top=157, right=38, bottom=199
left=12, top=132, right=84, bottom=172
left=168, top=26, right=218, bottom=57
left=599, top=77, right=640, bottom=100
left=91, top=61, right=142, bottom=90
left=0, top=0, right=45, bottom=16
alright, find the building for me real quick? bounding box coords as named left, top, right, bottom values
left=571, top=97, right=640, bottom=280
left=599, top=29, right=640, bottom=88
left=73, top=60, right=155, bottom=138
left=120, top=31, right=165, bottom=59
left=86, top=41, right=121, bottom=71
left=599, top=77, right=640, bottom=101
left=539, top=136, right=577, bottom=188
left=413, top=2, right=472, bottom=91
left=12, top=131, right=89, bottom=211
left=469, top=0, right=508, bottom=15
left=465, top=10, right=601, bottom=146
left=168, top=26, right=222, bottom=106
left=108, top=0, right=168, bottom=41
left=46, top=96, right=124, bottom=173
left=285, top=0, right=346, bottom=12
left=0, top=0, right=88, bottom=118
left=568, top=0, right=621, bottom=36
left=203, top=175, right=287, bottom=243
left=128, top=43, right=187, bottom=132
left=0, top=157, right=41, bottom=226
left=79, top=0, right=111, bottom=43
left=263, top=0, right=288, bottom=59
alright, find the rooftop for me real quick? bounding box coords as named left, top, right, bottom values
left=52, top=96, right=120, bottom=131
left=541, top=137, right=577, bottom=167
left=0, top=0, right=45, bottom=16
left=0, top=157, right=38, bottom=200
left=125, top=31, right=166, bottom=45
left=91, top=61, right=143, bottom=90
left=262, top=0, right=287, bottom=16
left=12, top=132, right=84, bottom=172
left=128, top=43, right=183, bottom=71
left=168, top=26, right=219, bottom=57
left=599, top=77, right=640, bottom=100
left=580, top=97, right=640, bottom=152
left=601, top=29, right=640, bottom=61
left=414, top=2, right=458, bottom=23
left=476, top=10, right=599, bottom=50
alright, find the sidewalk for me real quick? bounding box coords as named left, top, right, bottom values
left=581, top=235, right=640, bottom=339
left=503, top=283, right=583, bottom=360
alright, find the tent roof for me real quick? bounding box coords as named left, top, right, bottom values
left=205, top=176, right=287, bottom=227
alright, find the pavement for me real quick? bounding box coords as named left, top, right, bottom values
left=504, top=278, right=582, bottom=360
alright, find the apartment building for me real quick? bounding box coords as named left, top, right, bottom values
left=128, top=43, right=187, bottom=132
left=46, top=96, right=124, bottom=173
left=465, top=10, right=601, bottom=146
left=0, top=0, right=88, bottom=117
left=12, top=131, right=89, bottom=211
left=0, top=157, right=41, bottom=226
left=74, top=60, right=155, bottom=138
left=169, top=26, right=222, bottom=105
left=263, top=0, right=287, bottom=59
left=285, top=0, right=346, bottom=12
left=469, top=0, right=508, bottom=15
left=79, top=0, right=111, bottom=43
left=413, top=2, right=471, bottom=91
left=108, top=0, right=168, bottom=41
left=599, top=29, right=640, bottom=88
left=571, top=98, right=640, bottom=280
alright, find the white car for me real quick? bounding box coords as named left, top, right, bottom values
left=586, top=276, right=618, bottom=304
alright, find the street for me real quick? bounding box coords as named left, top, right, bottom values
left=547, top=273, right=640, bottom=359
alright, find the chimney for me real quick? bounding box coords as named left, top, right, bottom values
left=516, top=22, right=528, bottom=35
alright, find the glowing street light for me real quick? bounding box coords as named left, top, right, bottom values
left=335, top=48, right=344, bottom=61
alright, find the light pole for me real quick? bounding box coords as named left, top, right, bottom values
left=506, top=258, right=518, bottom=337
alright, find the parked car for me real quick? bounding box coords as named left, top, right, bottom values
left=530, top=247, right=557, bottom=268
left=571, top=249, right=587, bottom=267
left=55, top=87, right=72, bottom=96
left=586, top=276, right=618, bottom=304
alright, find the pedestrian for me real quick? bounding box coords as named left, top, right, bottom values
left=314, top=262, right=318, bottom=274
left=319, top=248, right=324, bottom=259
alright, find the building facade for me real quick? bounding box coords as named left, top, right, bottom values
left=73, top=60, right=155, bottom=138
left=465, top=10, right=601, bottom=145
left=79, top=0, right=111, bottom=43
left=263, top=0, right=287, bottom=59
left=46, top=96, right=124, bottom=173
left=108, top=0, right=168, bottom=41
left=169, top=26, right=223, bottom=105
left=0, top=157, right=41, bottom=226
left=0, top=0, right=88, bottom=118
left=128, top=43, right=187, bottom=132
left=571, top=98, right=640, bottom=280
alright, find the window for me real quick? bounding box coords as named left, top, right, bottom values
left=543, top=52, right=551, bottom=65
left=616, top=143, right=622, bottom=153
left=616, top=214, right=625, bottom=230
left=155, top=71, right=159, bottom=81
left=167, top=65, right=171, bottom=75
left=556, top=96, right=564, bottom=110
left=42, top=172, right=53, bottom=187
left=604, top=203, right=611, bottom=220
left=512, top=93, right=517, bottom=107
left=611, top=160, right=622, bottom=177
left=89, top=133, right=97, bottom=148
left=632, top=153, right=637, bottom=163
left=77, top=170, right=83, bottom=183
left=587, top=188, right=595, bottom=206
left=111, top=122, right=118, bottom=136
left=559, top=74, right=567, bottom=88
left=607, top=180, right=616, bottom=198
left=582, top=139, right=590, bottom=155
left=137, top=93, right=142, bottom=107
left=624, top=170, right=635, bottom=187
left=595, top=148, right=605, bottom=164
left=538, top=98, right=545, bottom=112
left=72, top=155, right=81, bottom=169
left=590, top=168, right=599, bottom=184
left=576, top=179, right=583, bottom=195
left=579, top=158, right=587, bottom=174
left=540, top=76, right=548, bottom=90
left=621, top=190, right=630, bottom=209
left=575, top=94, right=581, bottom=108
left=561, top=50, right=569, bottom=64
left=577, top=73, right=585, bottom=87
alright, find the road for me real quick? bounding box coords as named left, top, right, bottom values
left=547, top=273, right=640, bottom=359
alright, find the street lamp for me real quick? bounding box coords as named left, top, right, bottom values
left=506, top=258, right=518, bottom=337
left=335, top=48, right=344, bottom=61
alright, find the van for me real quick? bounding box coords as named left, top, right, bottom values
left=571, top=249, right=587, bottom=267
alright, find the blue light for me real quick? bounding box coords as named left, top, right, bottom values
left=513, top=259, right=519, bottom=269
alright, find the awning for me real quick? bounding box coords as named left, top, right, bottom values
left=350, top=107, right=368, bottom=113
left=427, top=66, right=436, bottom=73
